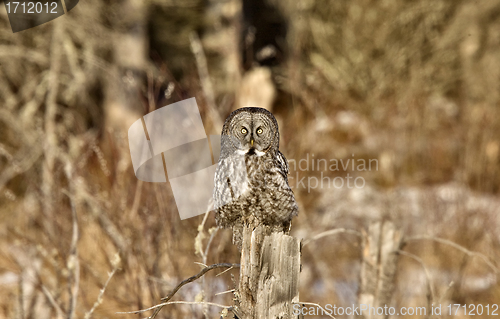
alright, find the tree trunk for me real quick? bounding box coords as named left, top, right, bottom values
left=358, top=221, right=403, bottom=319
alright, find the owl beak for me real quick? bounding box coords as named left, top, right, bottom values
left=250, top=138, right=254, bottom=147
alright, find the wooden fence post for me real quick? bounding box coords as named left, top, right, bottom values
left=236, top=225, right=301, bottom=319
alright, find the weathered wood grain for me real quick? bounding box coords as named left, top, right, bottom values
left=236, top=225, right=301, bottom=319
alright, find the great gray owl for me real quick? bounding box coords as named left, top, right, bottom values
left=213, top=107, right=298, bottom=247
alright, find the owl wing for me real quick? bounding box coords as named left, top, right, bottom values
left=213, top=153, right=249, bottom=229
left=276, top=150, right=289, bottom=179
left=213, top=156, right=233, bottom=210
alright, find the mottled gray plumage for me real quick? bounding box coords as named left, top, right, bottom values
left=213, top=107, right=298, bottom=247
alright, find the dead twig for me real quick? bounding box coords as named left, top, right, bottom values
left=405, top=236, right=499, bottom=274
left=42, top=17, right=64, bottom=241
left=216, top=265, right=238, bottom=277
left=439, top=281, right=455, bottom=304
left=215, top=289, right=235, bottom=296
left=146, top=263, right=239, bottom=319
left=189, top=31, right=222, bottom=129
left=116, top=301, right=231, bottom=316
left=66, top=191, right=80, bottom=319
left=396, top=250, right=435, bottom=312
left=303, top=228, right=363, bottom=246
left=41, top=285, right=65, bottom=319
left=84, top=254, right=121, bottom=319
left=161, top=263, right=239, bottom=302
left=194, top=209, right=218, bottom=319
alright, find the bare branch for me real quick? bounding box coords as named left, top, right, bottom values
left=66, top=190, right=80, bottom=319
left=194, top=209, right=211, bottom=259
left=129, top=180, right=143, bottom=219
left=85, top=257, right=120, bottom=319
left=145, top=263, right=238, bottom=319
left=41, top=285, right=65, bottom=319
left=116, top=300, right=231, bottom=315
left=215, top=289, right=235, bottom=296
left=83, top=193, right=130, bottom=252
left=303, top=228, right=363, bottom=246
left=203, top=228, right=218, bottom=263
left=396, top=250, right=435, bottom=310
left=216, top=265, right=238, bottom=277
left=160, top=263, right=240, bottom=302
left=194, top=210, right=219, bottom=319
left=42, top=17, right=64, bottom=215
left=405, top=236, right=499, bottom=274
left=194, top=262, right=208, bottom=268
left=189, top=31, right=222, bottom=129
left=439, top=281, right=455, bottom=304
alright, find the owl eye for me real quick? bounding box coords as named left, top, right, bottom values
left=256, top=128, right=263, bottom=135
left=241, top=127, right=248, bottom=134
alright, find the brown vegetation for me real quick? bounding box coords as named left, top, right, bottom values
left=0, top=0, right=499, bottom=318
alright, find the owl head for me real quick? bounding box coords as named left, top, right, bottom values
left=221, top=107, right=280, bottom=156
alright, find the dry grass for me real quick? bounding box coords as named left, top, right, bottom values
left=0, top=0, right=499, bottom=318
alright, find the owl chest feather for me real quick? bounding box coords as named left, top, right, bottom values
left=219, top=152, right=278, bottom=199
left=215, top=150, right=295, bottom=225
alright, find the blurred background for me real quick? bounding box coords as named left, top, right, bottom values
left=0, top=0, right=499, bottom=318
